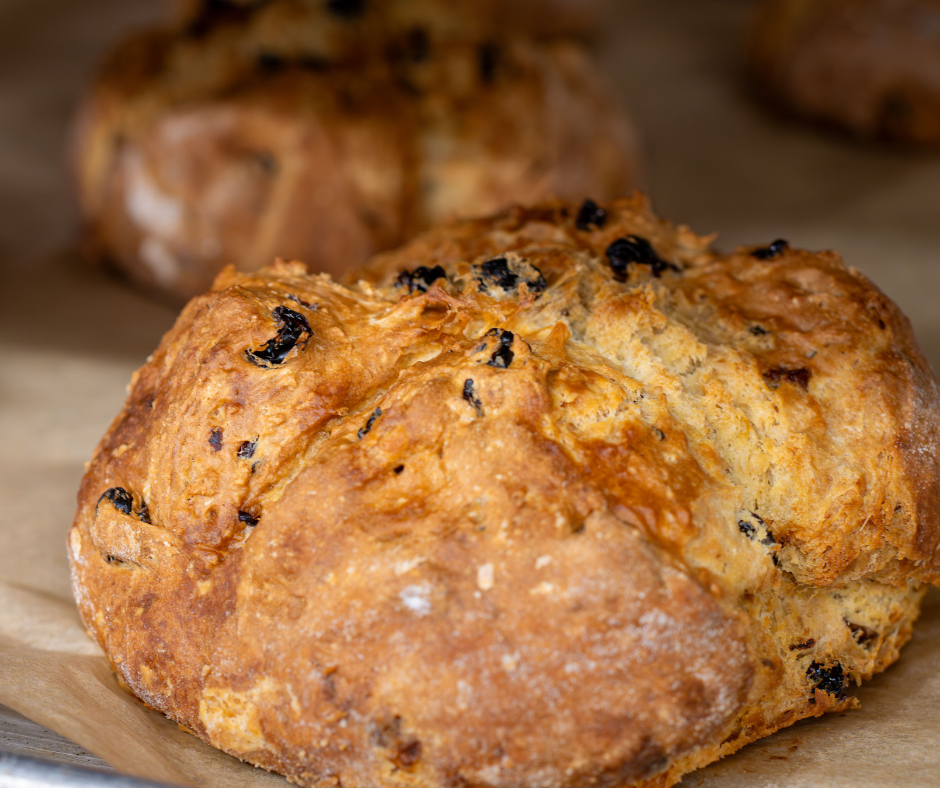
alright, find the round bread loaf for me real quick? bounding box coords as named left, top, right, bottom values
left=749, top=0, right=940, bottom=143
left=72, top=1, right=638, bottom=303
left=69, top=196, right=940, bottom=788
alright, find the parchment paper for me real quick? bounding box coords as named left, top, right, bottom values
left=1, top=0, right=939, bottom=786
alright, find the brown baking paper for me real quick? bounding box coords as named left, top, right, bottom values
left=1, top=0, right=940, bottom=786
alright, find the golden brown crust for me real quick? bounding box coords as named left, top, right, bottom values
left=70, top=197, right=940, bottom=788
left=72, top=2, right=639, bottom=303
left=749, top=0, right=940, bottom=144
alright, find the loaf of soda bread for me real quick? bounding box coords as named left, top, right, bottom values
left=749, top=0, right=940, bottom=144
left=69, top=196, right=940, bottom=788
left=73, top=0, right=638, bottom=302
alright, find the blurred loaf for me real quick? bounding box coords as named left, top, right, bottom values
left=749, top=0, right=940, bottom=143
left=73, top=0, right=639, bottom=301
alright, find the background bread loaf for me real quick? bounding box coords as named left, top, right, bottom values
left=749, top=0, right=940, bottom=144
left=73, top=0, right=639, bottom=302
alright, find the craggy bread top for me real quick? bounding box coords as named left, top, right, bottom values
left=360, top=196, right=940, bottom=588
left=70, top=195, right=940, bottom=788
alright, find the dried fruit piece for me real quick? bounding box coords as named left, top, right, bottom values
left=97, top=487, right=152, bottom=525
left=606, top=236, right=678, bottom=280
left=358, top=408, right=383, bottom=439
left=396, top=740, right=422, bottom=768
left=479, top=43, right=500, bottom=83
left=751, top=239, right=789, bottom=261
left=475, top=256, right=546, bottom=296
left=763, top=367, right=811, bottom=390
left=846, top=621, right=878, bottom=648
left=462, top=379, right=483, bottom=415
left=807, top=661, right=846, bottom=695
left=136, top=502, right=151, bottom=524
left=97, top=487, right=133, bottom=516
left=396, top=266, right=446, bottom=294
left=576, top=198, right=607, bottom=230
left=480, top=258, right=518, bottom=290
left=485, top=329, right=515, bottom=369
left=788, top=639, right=816, bottom=651
left=246, top=306, right=312, bottom=368
left=738, top=512, right=776, bottom=547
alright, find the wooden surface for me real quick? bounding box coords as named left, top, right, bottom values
left=0, top=705, right=112, bottom=771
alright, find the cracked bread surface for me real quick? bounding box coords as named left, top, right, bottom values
left=70, top=195, right=940, bottom=788
left=72, top=0, right=638, bottom=302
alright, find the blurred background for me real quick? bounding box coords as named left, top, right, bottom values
left=3, top=0, right=940, bottom=357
